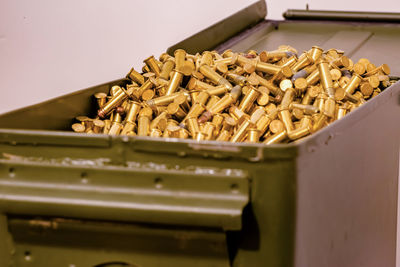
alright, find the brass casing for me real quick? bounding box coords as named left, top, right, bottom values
left=280, top=88, right=296, bottom=109
left=165, top=70, right=183, bottom=96
left=121, top=122, right=137, bottom=135
left=98, top=86, right=129, bottom=118
left=279, top=109, right=294, bottom=132
left=143, top=55, right=161, bottom=76
left=263, top=130, right=287, bottom=145
left=226, top=73, right=247, bottom=86
left=308, top=46, right=323, bottom=62
left=127, top=68, right=145, bottom=85
left=206, top=96, right=220, bottom=110
left=305, top=69, right=320, bottom=86
left=291, top=53, right=312, bottom=72
left=195, top=91, right=210, bottom=105
left=174, top=49, right=186, bottom=71
left=125, top=101, right=141, bottom=123
left=146, top=92, right=183, bottom=107
left=287, top=125, right=312, bottom=140
left=108, top=123, right=123, bottom=135
left=238, top=87, right=260, bottom=112
left=255, top=61, right=282, bottom=74
left=344, top=74, right=362, bottom=94
left=317, top=60, right=334, bottom=98
left=231, top=118, right=252, bottom=142
left=167, top=102, right=187, bottom=120
left=202, top=122, right=216, bottom=140
left=94, top=92, right=107, bottom=108
left=247, top=128, right=260, bottom=143
left=216, top=130, right=231, bottom=141
left=312, top=114, right=327, bottom=132
left=186, top=117, right=200, bottom=137
left=150, top=128, right=162, bottom=138
left=186, top=103, right=206, bottom=120
left=138, top=116, right=150, bottom=136
left=159, top=59, right=175, bottom=80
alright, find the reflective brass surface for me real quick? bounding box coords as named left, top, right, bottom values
left=73, top=47, right=389, bottom=144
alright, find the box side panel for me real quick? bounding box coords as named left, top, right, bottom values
left=295, top=82, right=400, bottom=267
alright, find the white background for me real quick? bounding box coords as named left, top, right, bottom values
left=1, top=0, right=400, bottom=265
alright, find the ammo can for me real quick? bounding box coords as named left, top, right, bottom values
left=1, top=1, right=400, bottom=266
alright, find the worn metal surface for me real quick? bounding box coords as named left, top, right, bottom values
left=1, top=1, right=400, bottom=266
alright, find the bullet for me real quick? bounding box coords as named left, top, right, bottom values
left=94, top=92, right=107, bottom=108
left=98, top=86, right=130, bottom=118
left=143, top=55, right=161, bottom=77
left=127, top=68, right=145, bottom=85
left=159, top=59, right=175, bottom=80
left=72, top=123, right=85, bottom=133
left=263, top=130, right=287, bottom=145
left=165, top=70, right=183, bottom=96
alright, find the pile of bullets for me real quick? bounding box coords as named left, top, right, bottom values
left=71, top=46, right=394, bottom=144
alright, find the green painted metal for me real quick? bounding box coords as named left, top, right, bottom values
left=1, top=1, right=400, bottom=266
left=283, top=9, right=400, bottom=22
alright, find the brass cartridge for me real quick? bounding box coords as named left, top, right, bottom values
left=353, top=63, right=366, bottom=75
left=143, top=55, right=161, bottom=76
left=247, top=128, right=260, bottom=143
left=199, top=64, right=232, bottom=89
left=185, top=103, right=206, bottom=121
left=108, top=122, right=123, bottom=135
left=257, top=88, right=270, bottom=106
left=324, top=98, right=336, bottom=118
left=146, top=92, right=184, bottom=107
left=269, top=119, right=284, bottom=134
left=369, top=64, right=390, bottom=76
left=287, top=125, right=312, bottom=140
left=255, top=61, right=284, bottom=75
left=165, top=70, right=183, bottom=95
left=312, top=114, right=327, bottom=132
left=174, top=49, right=186, bottom=71
left=289, top=103, right=319, bottom=115
left=186, top=117, right=200, bottom=137
left=317, top=60, right=335, bottom=98
left=214, top=87, right=243, bottom=113
left=178, top=128, right=190, bottom=139
left=336, top=103, right=349, bottom=120
left=150, top=111, right=168, bottom=130
left=103, top=120, right=111, bottom=134
left=313, top=93, right=327, bottom=113
left=200, top=51, right=213, bottom=66
left=195, top=91, right=210, bottom=105
left=216, top=130, right=231, bottom=141
left=238, top=87, right=260, bottom=112
left=360, top=82, right=373, bottom=97
left=187, top=78, right=215, bottom=91
left=226, top=73, right=247, bottom=86
left=211, top=113, right=224, bottom=135
left=173, top=93, right=190, bottom=111
left=280, top=79, right=293, bottom=92
left=206, top=96, right=220, bottom=110
left=72, top=123, right=85, bottom=133
left=294, top=78, right=308, bottom=93
left=121, top=122, right=137, bottom=136
left=125, top=101, right=141, bottom=123
left=195, top=132, right=207, bottom=141
left=299, top=115, right=312, bottom=129
left=137, top=107, right=153, bottom=136
left=167, top=102, right=187, bottom=120
left=280, top=87, right=296, bottom=109
left=202, top=122, right=216, bottom=140
left=344, top=74, right=362, bottom=94
left=305, top=69, right=320, bottom=86
left=92, top=119, right=105, bottom=134
left=98, top=86, right=130, bottom=118
left=150, top=128, right=162, bottom=138
left=127, top=68, right=145, bottom=85
left=159, top=59, right=175, bottom=80
left=291, top=52, right=312, bottom=72
left=263, top=130, right=287, bottom=145
left=229, top=106, right=246, bottom=121
left=230, top=115, right=252, bottom=142
left=141, top=89, right=155, bottom=101
left=279, top=109, right=294, bottom=132
left=94, top=92, right=107, bottom=108
left=308, top=46, right=323, bottom=62
left=253, top=73, right=284, bottom=97
left=330, top=69, right=342, bottom=80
